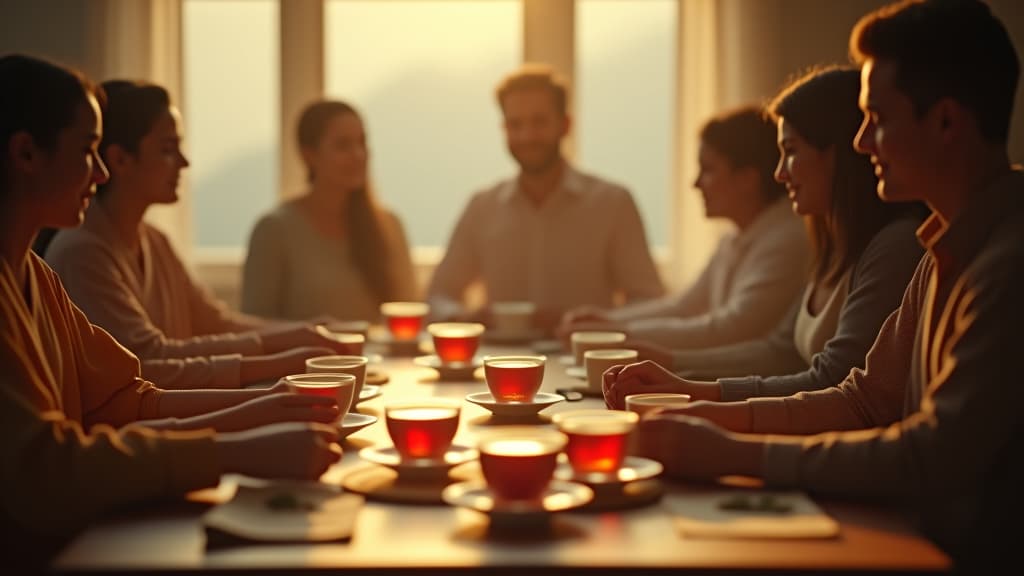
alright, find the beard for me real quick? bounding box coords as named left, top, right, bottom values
left=510, top=142, right=562, bottom=174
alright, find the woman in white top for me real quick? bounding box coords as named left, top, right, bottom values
left=560, top=106, right=811, bottom=350
left=604, top=65, right=927, bottom=407
left=242, top=100, right=417, bottom=322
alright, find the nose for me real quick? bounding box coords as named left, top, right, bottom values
left=179, top=150, right=191, bottom=169
left=853, top=115, right=875, bottom=155
left=92, top=150, right=110, bottom=185
left=774, top=156, right=788, bottom=184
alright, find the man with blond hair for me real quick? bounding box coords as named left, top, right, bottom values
left=427, top=64, right=664, bottom=332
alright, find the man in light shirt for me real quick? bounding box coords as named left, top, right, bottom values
left=426, top=64, right=664, bottom=333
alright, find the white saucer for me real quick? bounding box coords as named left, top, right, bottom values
left=338, top=413, right=378, bottom=439
left=464, top=391, right=564, bottom=416
left=554, top=455, right=663, bottom=485
left=442, top=479, right=593, bottom=518
left=565, top=365, right=586, bottom=379
left=365, top=353, right=384, bottom=365
left=558, top=354, right=577, bottom=366
left=359, top=444, right=479, bottom=472
left=413, top=355, right=483, bottom=380
left=356, top=384, right=382, bottom=403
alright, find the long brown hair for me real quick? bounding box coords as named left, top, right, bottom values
left=769, top=65, right=925, bottom=287
left=297, top=100, right=398, bottom=304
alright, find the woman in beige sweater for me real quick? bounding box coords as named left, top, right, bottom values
left=0, top=54, right=340, bottom=569
left=41, top=81, right=358, bottom=390
left=242, top=100, right=418, bottom=322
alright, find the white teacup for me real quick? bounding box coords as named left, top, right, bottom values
left=570, top=330, right=627, bottom=366
left=625, top=393, right=692, bottom=417
left=305, top=355, right=370, bottom=411
left=491, top=301, right=536, bottom=334
left=584, top=348, right=638, bottom=393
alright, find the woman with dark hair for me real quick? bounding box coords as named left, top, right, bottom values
left=42, top=80, right=356, bottom=390
left=0, top=54, right=341, bottom=568
left=241, top=99, right=416, bottom=322
left=603, top=66, right=926, bottom=410
left=560, top=106, right=811, bottom=350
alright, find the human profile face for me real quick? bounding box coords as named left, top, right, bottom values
left=501, top=87, right=568, bottom=174
left=305, top=112, right=368, bottom=193
left=694, top=143, right=753, bottom=221
left=854, top=58, right=938, bottom=204
left=119, top=106, right=189, bottom=205
left=36, top=93, right=110, bottom=228
left=775, top=117, right=834, bottom=216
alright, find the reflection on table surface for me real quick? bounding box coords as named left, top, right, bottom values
left=52, top=341, right=952, bottom=575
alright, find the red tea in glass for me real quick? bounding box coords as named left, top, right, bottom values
left=553, top=410, right=638, bottom=474
left=428, top=322, right=485, bottom=363
left=380, top=302, right=430, bottom=341
left=385, top=401, right=460, bottom=460
left=284, top=373, right=357, bottom=417
left=483, top=355, right=546, bottom=402
left=478, top=428, right=567, bottom=500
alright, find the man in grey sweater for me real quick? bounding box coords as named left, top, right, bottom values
left=608, top=0, right=1023, bottom=568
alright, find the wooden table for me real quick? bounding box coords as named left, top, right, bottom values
left=52, top=341, right=952, bottom=574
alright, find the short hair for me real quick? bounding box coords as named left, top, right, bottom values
left=850, top=0, right=1019, bottom=143
left=699, top=106, right=786, bottom=203
left=494, top=63, right=569, bottom=117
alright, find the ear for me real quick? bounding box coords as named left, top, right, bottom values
left=560, top=114, right=572, bottom=138
left=6, top=132, right=43, bottom=174
left=103, top=143, right=133, bottom=174
left=929, top=97, right=962, bottom=144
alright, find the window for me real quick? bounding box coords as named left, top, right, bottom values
left=577, top=0, right=677, bottom=249
left=183, top=0, right=279, bottom=251
left=325, top=0, right=522, bottom=249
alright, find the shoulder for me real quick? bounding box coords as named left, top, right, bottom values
left=44, top=225, right=110, bottom=268
left=250, top=202, right=299, bottom=237
left=570, top=167, right=632, bottom=200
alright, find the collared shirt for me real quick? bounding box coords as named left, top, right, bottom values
left=427, top=164, right=664, bottom=318
left=760, top=168, right=1024, bottom=559
left=45, top=202, right=265, bottom=389
left=609, top=198, right=811, bottom=349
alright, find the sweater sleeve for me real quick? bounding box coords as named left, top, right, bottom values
left=742, top=255, right=931, bottom=435
left=607, top=238, right=720, bottom=323
left=48, top=235, right=262, bottom=361
left=670, top=296, right=806, bottom=378
left=0, top=380, right=219, bottom=539
left=622, top=223, right=809, bottom=348
left=717, top=219, right=924, bottom=401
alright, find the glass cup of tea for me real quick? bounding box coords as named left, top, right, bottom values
left=427, top=322, right=485, bottom=364
left=482, top=355, right=546, bottom=403
left=477, top=426, right=568, bottom=501
left=284, top=373, right=357, bottom=421
left=305, top=355, right=369, bottom=410
left=570, top=330, right=627, bottom=366
left=384, top=399, right=461, bottom=460
left=380, top=301, right=430, bottom=341
left=551, top=409, right=639, bottom=475
left=584, top=348, right=638, bottom=393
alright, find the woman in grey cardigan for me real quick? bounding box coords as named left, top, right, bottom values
left=605, top=65, right=927, bottom=407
